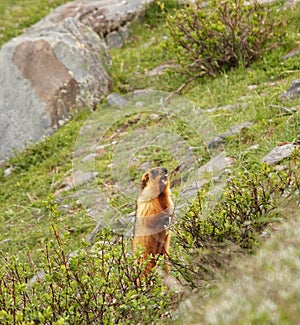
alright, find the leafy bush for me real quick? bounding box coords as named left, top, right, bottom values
left=0, top=201, right=174, bottom=324
left=165, top=0, right=282, bottom=78
left=172, top=156, right=299, bottom=287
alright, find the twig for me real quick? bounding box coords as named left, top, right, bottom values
left=269, top=105, right=297, bottom=115
left=165, top=72, right=206, bottom=103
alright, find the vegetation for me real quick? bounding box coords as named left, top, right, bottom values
left=0, top=0, right=70, bottom=47
left=172, top=159, right=299, bottom=287
left=0, top=199, right=174, bottom=324
left=165, top=0, right=282, bottom=78
left=0, top=0, right=300, bottom=324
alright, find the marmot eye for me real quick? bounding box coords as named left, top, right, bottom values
left=150, top=169, right=159, bottom=178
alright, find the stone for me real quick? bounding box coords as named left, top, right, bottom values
left=0, top=0, right=156, bottom=160
left=206, top=102, right=248, bottom=113
left=106, top=92, right=129, bottom=108
left=54, top=170, right=99, bottom=195
left=81, top=153, right=97, bottom=162
left=145, top=62, right=179, bottom=76
left=280, top=79, right=300, bottom=101
left=229, top=121, right=252, bottom=134
left=140, top=161, right=151, bottom=171
left=31, top=0, right=154, bottom=48
left=26, top=269, right=46, bottom=288
left=248, top=144, right=260, bottom=150
left=283, top=48, right=300, bottom=60
left=208, top=122, right=252, bottom=149
left=0, top=239, right=11, bottom=245
left=105, top=23, right=131, bottom=49
left=262, top=143, right=295, bottom=164
left=0, top=17, right=111, bottom=160
left=4, top=166, right=15, bottom=177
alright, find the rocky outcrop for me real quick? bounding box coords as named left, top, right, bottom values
left=0, top=0, right=154, bottom=160
left=31, top=0, right=154, bottom=49
left=0, top=17, right=111, bottom=160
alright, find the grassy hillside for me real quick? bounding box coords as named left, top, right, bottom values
left=0, top=0, right=299, bottom=323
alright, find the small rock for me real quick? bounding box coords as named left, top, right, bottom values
left=4, top=166, right=15, bottom=177
left=72, top=170, right=99, bottom=187
left=262, top=143, right=295, bottom=164
left=105, top=31, right=124, bottom=49
left=135, top=101, right=144, bottom=108
left=57, top=204, right=69, bottom=211
left=105, top=23, right=131, bottom=49
left=0, top=239, right=11, bottom=245
left=208, top=122, right=252, bottom=149
left=149, top=113, right=160, bottom=120
left=229, top=122, right=252, bottom=134
left=54, top=170, right=99, bottom=195
left=261, top=231, right=270, bottom=238
left=140, top=161, right=151, bottom=171
left=27, top=269, right=46, bottom=288
left=207, top=136, right=224, bottom=149
left=247, top=84, right=258, bottom=90
left=206, top=103, right=248, bottom=113
left=106, top=93, right=128, bottom=108
left=275, top=165, right=287, bottom=171
left=145, top=62, right=179, bottom=76
left=82, top=153, right=97, bottom=162
left=58, top=119, right=66, bottom=127
left=280, top=79, right=300, bottom=101
left=283, top=48, right=300, bottom=60
left=225, top=156, right=236, bottom=166
left=248, top=144, right=260, bottom=150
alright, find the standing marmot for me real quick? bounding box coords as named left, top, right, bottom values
left=133, top=167, right=174, bottom=275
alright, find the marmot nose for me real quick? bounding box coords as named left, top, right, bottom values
left=162, top=167, right=168, bottom=175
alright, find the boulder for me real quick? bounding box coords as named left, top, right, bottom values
left=0, top=0, right=155, bottom=160
left=0, top=17, right=111, bottom=160
left=30, top=0, right=154, bottom=49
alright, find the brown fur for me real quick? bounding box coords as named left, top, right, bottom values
left=133, top=167, right=174, bottom=275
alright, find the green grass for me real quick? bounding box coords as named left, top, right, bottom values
left=0, top=0, right=70, bottom=48
left=0, top=110, right=94, bottom=256
left=0, top=0, right=299, bottom=323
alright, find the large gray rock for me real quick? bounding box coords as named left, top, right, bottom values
left=30, top=0, right=154, bottom=49
left=0, top=0, right=154, bottom=160
left=0, top=17, right=111, bottom=160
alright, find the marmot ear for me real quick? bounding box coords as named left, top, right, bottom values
left=141, top=172, right=149, bottom=189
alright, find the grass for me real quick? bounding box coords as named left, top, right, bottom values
left=0, top=0, right=70, bottom=48
left=0, top=0, right=299, bottom=323
left=0, top=110, right=94, bottom=256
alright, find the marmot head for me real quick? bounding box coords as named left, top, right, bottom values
left=138, top=167, right=170, bottom=202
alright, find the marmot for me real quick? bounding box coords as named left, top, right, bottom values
left=133, top=167, right=174, bottom=275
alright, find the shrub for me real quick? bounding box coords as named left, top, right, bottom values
left=165, top=0, right=282, bottom=78
left=171, top=156, right=299, bottom=287
left=0, top=201, right=175, bottom=324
